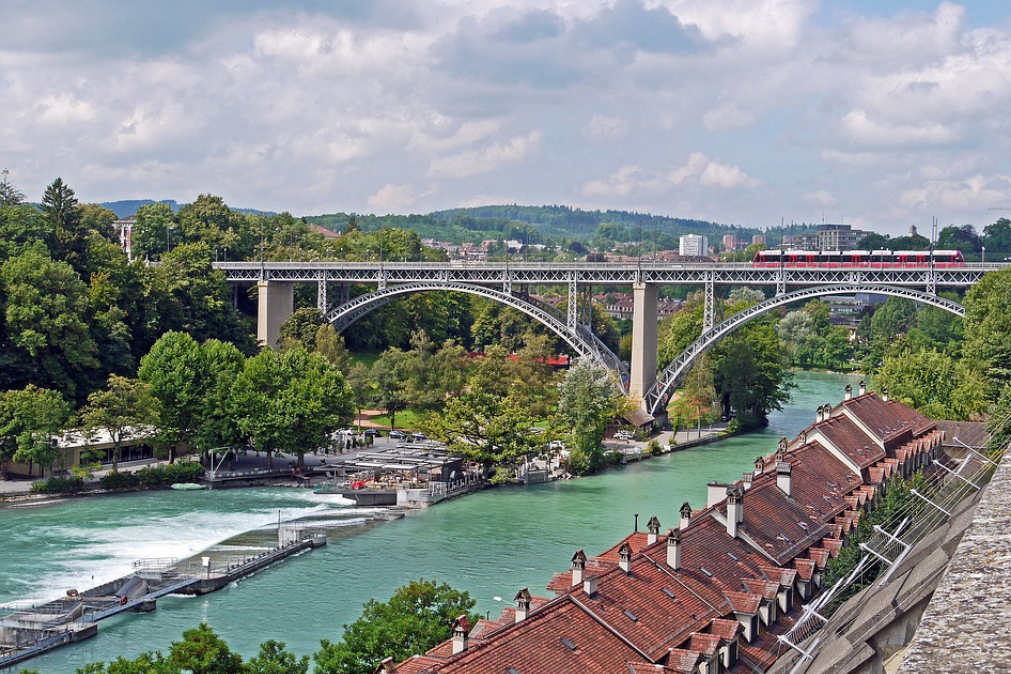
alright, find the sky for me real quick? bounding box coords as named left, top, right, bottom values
left=2, top=0, right=1010, bottom=236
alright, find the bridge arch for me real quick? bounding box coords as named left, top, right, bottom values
left=644, top=285, right=965, bottom=416
left=325, top=281, right=628, bottom=390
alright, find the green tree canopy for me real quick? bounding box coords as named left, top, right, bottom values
left=314, top=579, right=479, bottom=674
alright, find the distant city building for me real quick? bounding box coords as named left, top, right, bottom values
left=722, top=234, right=738, bottom=251
left=115, top=216, right=135, bottom=261
left=679, top=234, right=709, bottom=257
left=752, top=234, right=766, bottom=246
left=784, top=224, right=871, bottom=251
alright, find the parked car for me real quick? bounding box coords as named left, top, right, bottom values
left=548, top=440, right=566, bottom=451
left=411, top=432, right=427, bottom=441
left=615, top=430, right=634, bottom=440
left=363, top=429, right=382, bottom=437
left=389, top=430, right=408, bottom=439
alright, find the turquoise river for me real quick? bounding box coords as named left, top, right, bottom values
left=1, top=371, right=862, bottom=673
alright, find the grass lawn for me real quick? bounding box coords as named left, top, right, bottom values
left=368, top=409, right=423, bottom=430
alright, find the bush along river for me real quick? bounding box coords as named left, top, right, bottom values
left=1, top=370, right=862, bottom=673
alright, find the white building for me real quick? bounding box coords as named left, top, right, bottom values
left=679, top=234, right=708, bottom=257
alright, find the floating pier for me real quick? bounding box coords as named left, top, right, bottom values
left=0, top=525, right=325, bottom=670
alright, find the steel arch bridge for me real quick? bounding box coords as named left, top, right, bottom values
left=643, top=285, right=966, bottom=416
left=326, top=281, right=628, bottom=390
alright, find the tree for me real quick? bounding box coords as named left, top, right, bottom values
left=246, top=640, right=310, bottom=674
left=1, top=247, right=100, bottom=401
left=231, top=348, right=353, bottom=469
left=657, top=292, right=704, bottom=369
left=422, top=391, right=539, bottom=478
left=370, top=348, right=412, bottom=430
left=193, top=339, right=246, bottom=457
left=670, top=354, right=717, bottom=436
left=776, top=311, right=812, bottom=366
left=0, top=385, right=71, bottom=476
left=138, top=332, right=207, bottom=463
left=983, top=217, right=1011, bottom=256
left=555, top=360, right=624, bottom=474
left=131, top=202, right=178, bottom=260
left=278, top=307, right=325, bottom=352
left=314, top=579, right=479, bottom=674
left=79, top=376, right=156, bottom=471
left=315, top=324, right=352, bottom=374
left=876, top=347, right=988, bottom=420
left=41, top=177, right=88, bottom=273
left=345, top=362, right=373, bottom=430
left=962, top=267, right=1011, bottom=399
left=167, top=623, right=244, bottom=674
left=712, top=320, right=793, bottom=428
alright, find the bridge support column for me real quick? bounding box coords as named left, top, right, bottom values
left=257, top=281, right=294, bottom=349
left=630, top=282, right=658, bottom=407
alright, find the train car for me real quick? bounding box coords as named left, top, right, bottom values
left=752, top=249, right=965, bottom=268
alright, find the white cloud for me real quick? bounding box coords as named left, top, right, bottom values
left=428, top=130, right=541, bottom=178
left=803, top=190, right=836, bottom=207
left=582, top=165, right=662, bottom=198
left=368, top=183, right=426, bottom=212
left=899, top=174, right=1011, bottom=211
left=37, top=94, right=96, bottom=124
left=582, top=114, right=628, bottom=141
left=668, top=152, right=759, bottom=189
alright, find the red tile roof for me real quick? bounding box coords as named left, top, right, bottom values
left=840, top=393, right=935, bottom=449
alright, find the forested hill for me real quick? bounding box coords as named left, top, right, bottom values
left=306, top=204, right=776, bottom=247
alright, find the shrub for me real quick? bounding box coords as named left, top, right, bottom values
left=31, top=475, right=84, bottom=494
left=646, top=439, right=661, bottom=456
left=100, top=461, right=204, bottom=491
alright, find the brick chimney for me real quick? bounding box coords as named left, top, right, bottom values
left=667, top=528, right=682, bottom=570
left=647, top=516, right=661, bottom=544
left=844, top=384, right=852, bottom=400
left=680, top=502, right=692, bottom=530
left=375, top=657, right=397, bottom=673
left=584, top=575, right=598, bottom=597
left=571, top=549, right=587, bottom=586
left=451, top=615, right=471, bottom=654
left=726, top=486, right=743, bottom=538
left=618, top=542, right=632, bottom=575
left=777, top=461, right=792, bottom=497
left=859, top=380, right=866, bottom=395
left=514, top=587, right=532, bottom=623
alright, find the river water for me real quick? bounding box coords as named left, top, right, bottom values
left=2, top=371, right=861, bottom=673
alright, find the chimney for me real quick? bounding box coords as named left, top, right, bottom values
left=584, top=575, right=598, bottom=597
left=777, top=461, right=792, bottom=497
left=742, top=472, right=754, bottom=490
left=679, top=502, right=692, bottom=530
left=844, top=384, right=852, bottom=400
left=571, top=549, right=586, bottom=586
left=451, top=615, right=471, bottom=654
left=726, top=486, right=743, bottom=538
left=776, top=437, right=788, bottom=462
left=816, top=406, right=824, bottom=423
left=882, top=388, right=889, bottom=402
left=375, top=657, right=397, bottom=674
left=514, top=587, right=532, bottom=623
left=667, top=528, right=682, bottom=570
left=859, top=380, right=866, bottom=395
left=708, top=481, right=729, bottom=507
left=754, top=456, right=766, bottom=475
left=647, top=516, right=661, bottom=544
left=618, top=542, right=632, bottom=575
left=823, top=403, right=833, bottom=419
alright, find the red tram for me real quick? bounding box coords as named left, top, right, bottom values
left=751, top=249, right=966, bottom=268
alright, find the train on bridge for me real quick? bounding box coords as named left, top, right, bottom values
left=752, top=249, right=966, bottom=268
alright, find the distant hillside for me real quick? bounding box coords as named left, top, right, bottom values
left=306, top=204, right=779, bottom=247
left=99, top=199, right=180, bottom=218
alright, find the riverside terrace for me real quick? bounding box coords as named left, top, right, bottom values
left=376, top=390, right=996, bottom=674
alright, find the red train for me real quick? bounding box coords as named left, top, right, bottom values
left=752, top=249, right=966, bottom=268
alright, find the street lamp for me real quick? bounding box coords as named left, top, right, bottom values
left=982, top=246, right=986, bottom=264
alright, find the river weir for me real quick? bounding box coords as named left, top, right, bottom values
left=0, top=371, right=861, bottom=673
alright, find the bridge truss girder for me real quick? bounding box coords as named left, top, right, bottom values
left=324, top=281, right=628, bottom=393
left=643, top=285, right=966, bottom=417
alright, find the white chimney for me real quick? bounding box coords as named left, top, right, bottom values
left=451, top=615, right=471, bottom=654
left=708, top=481, right=729, bottom=508
left=754, top=456, right=766, bottom=475
left=859, top=380, right=866, bottom=396
left=647, top=516, right=661, bottom=545
left=584, top=575, right=598, bottom=597
left=571, top=549, right=586, bottom=586
left=514, top=588, right=531, bottom=623
left=742, top=472, right=754, bottom=490
left=680, top=502, right=692, bottom=530
left=376, top=657, right=397, bottom=673
left=726, top=486, right=743, bottom=538
left=844, top=384, right=852, bottom=401
left=816, top=406, right=824, bottom=423
left=667, top=528, right=682, bottom=570
left=618, top=542, right=632, bottom=575
left=882, top=388, right=889, bottom=402
left=777, top=461, right=792, bottom=497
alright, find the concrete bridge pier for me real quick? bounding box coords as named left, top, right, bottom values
left=629, top=282, right=658, bottom=409
left=257, top=280, right=294, bottom=349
